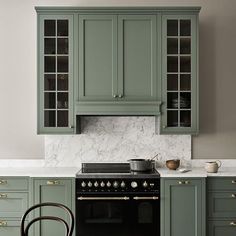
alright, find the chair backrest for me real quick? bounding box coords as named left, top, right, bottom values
left=20, top=202, right=74, bottom=236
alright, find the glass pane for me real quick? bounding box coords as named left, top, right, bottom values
left=44, top=111, right=56, bottom=127
left=167, top=111, right=178, bottom=127
left=180, top=38, right=191, bottom=54
left=57, top=56, right=68, bottom=72
left=57, top=74, right=68, bottom=90
left=57, top=111, right=68, bottom=127
left=167, top=74, right=178, bottom=91
left=167, top=38, right=178, bottom=54
left=44, top=20, right=56, bottom=36
left=167, top=92, right=178, bottom=109
left=44, top=92, right=56, bottom=109
left=180, top=92, right=191, bottom=109
left=167, top=20, right=178, bottom=36
left=180, top=20, right=191, bottom=36
left=57, top=92, right=68, bottom=109
left=180, top=74, right=191, bottom=91
left=57, top=38, right=68, bottom=54
left=180, top=56, right=191, bottom=72
left=44, top=38, right=56, bottom=54
left=44, top=74, right=56, bottom=91
left=167, top=56, right=178, bottom=72
left=57, top=20, right=68, bottom=36
left=44, top=56, right=56, bottom=72
left=180, top=111, right=191, bottom=127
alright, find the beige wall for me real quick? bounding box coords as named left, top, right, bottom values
left=1, top=0, right=236, bottom=159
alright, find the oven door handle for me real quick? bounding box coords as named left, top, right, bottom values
left=77, top=196, right=130, bottom=201
left=133, top=196, right=159, bottom=200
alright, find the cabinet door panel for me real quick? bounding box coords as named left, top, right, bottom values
left=118, top=15, right=157, bottom=101
left=208, top=220, right=236, bottom=236
left=79, top=15, right=117, bottom=100
left=33, top=179, right=73, bottom=236
left=161, top=178, right=205, bottom=236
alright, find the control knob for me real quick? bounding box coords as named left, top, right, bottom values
left=88, top=181, right=92, bottom=187
left=113, top=181, right=119, bottom=188
left=100, top=181, right=105, bottom=187
left=143, top=181, right=148, bottom=188
left=81, top=181, right=86, bottom=188
left=131, top=181, right=138, bottom=188
left=107, top=181, right=111, bottom=187
left=94, top=181, right=99, bottom=187
left=121, top=181, right=126, bottom=188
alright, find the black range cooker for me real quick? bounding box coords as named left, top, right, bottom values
left=76, top=163, right=160, bottom=236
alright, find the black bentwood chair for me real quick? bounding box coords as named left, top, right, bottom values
left=20, top=202, right=74, bottom=236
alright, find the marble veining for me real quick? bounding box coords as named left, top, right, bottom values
left=45, top=117, right=191, bottom=167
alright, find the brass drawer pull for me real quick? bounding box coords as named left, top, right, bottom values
left=0, top=194, right=7, bottom=198
left=47, top=180, right=60, bottom=185
left=232, top=180, right=236, bottom=184
left=230, top=222, right=236, bottom=226
left=231, top=194, right=236, bottom=198
left=0, top=180, right=7, bottom=185
left=0, top=221, right=7, bottom=227
left=178, top=181, right=190, bottom=185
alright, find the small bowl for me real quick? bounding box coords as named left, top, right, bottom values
left=166, top=159, right=180, bottom=170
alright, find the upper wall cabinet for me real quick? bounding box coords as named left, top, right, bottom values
left=37, top=14, right=75, bottom=134
left=77, top=13, right=161, bottom=115
left=160, top=14, right=199, bottom=134
left=36, top=7, right=200, bottom=134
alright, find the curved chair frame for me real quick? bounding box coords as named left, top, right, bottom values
left=20, top=202, right=74, bottom=236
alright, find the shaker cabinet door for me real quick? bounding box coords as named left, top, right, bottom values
left=32, top=178, right=74, bottom=236
left=38, top=15, right=74, bottom=134
left=118, top=15, right=157, bottom=101
left=161, top=178, right=205, bottom=236
left=78, top=15, right=118, bottom=101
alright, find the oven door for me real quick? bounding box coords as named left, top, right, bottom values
left=76, top=193, right=160, bottom=236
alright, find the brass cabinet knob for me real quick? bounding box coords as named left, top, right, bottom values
left=69, top=125, right=74, bottom=129
left=231, top=194, right=236, bottom=198
left=0, top=180, right=7, bottom=185
left=0, top=221, right=7, bottom=227
left=230, top=222, right=236, bottom=226
left=113, top=94, right=118, bottom=98
left=232, top=180, right=236, bottom=184
left=0, top=193, right=7, bottom=198
left=178, top=180, right=190, bottom=185
left=118, top=94, right=123, bottom=98
left=47, top=180, right=60, bottom=185
left=163, top=125, right=166, bottom=129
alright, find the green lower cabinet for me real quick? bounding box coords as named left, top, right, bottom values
left=0, top=220, right=22, bottom=236
left=208, top=220, right=236, bottom=236
left=161, top=178, right=206, bottom=236
left=32, top=178, right=75, bottom=236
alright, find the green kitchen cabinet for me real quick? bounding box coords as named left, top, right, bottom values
left=37, top=14, right=75, bottom=134
left=207, top=177, right=236, bottom=236
left=161, top=178, right=206, bottom=236
left=160, top=13, right=200, bottom=134
left=32, top=178, right=75, bottom=236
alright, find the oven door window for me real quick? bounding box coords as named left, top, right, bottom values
left=76, top=195, right=159, bottom=236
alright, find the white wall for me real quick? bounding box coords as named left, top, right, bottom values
left=1, top=0, right=236, bottom=160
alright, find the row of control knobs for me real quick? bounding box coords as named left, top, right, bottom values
left=80, top=181, right=150, bottom=188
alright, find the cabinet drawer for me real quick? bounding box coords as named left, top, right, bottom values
left=208, top=220, right=236, bottom=236
left=0, top=192, right=28, bottom=218
left=0, top=220, right=21, bottom=236
left=208, top=178, right=236, bottom=191
left=208, top=192, right=236, bottom=218
left=0, top=177, right=28, bottom=191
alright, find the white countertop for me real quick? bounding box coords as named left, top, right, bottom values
left=0, top=167, right=235, bottom=177
left=0, top=167, right=78, bottom=177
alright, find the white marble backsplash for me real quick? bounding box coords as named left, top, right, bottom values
left=44, top=117, right=191, bottom=167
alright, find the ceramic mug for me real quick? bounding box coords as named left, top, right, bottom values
left=205, top=160, right=222, bottom=173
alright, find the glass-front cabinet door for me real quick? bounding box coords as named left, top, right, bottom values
left=161, top=14, right=199, bottom=134
left=38, top=15, right=74, bottom=134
